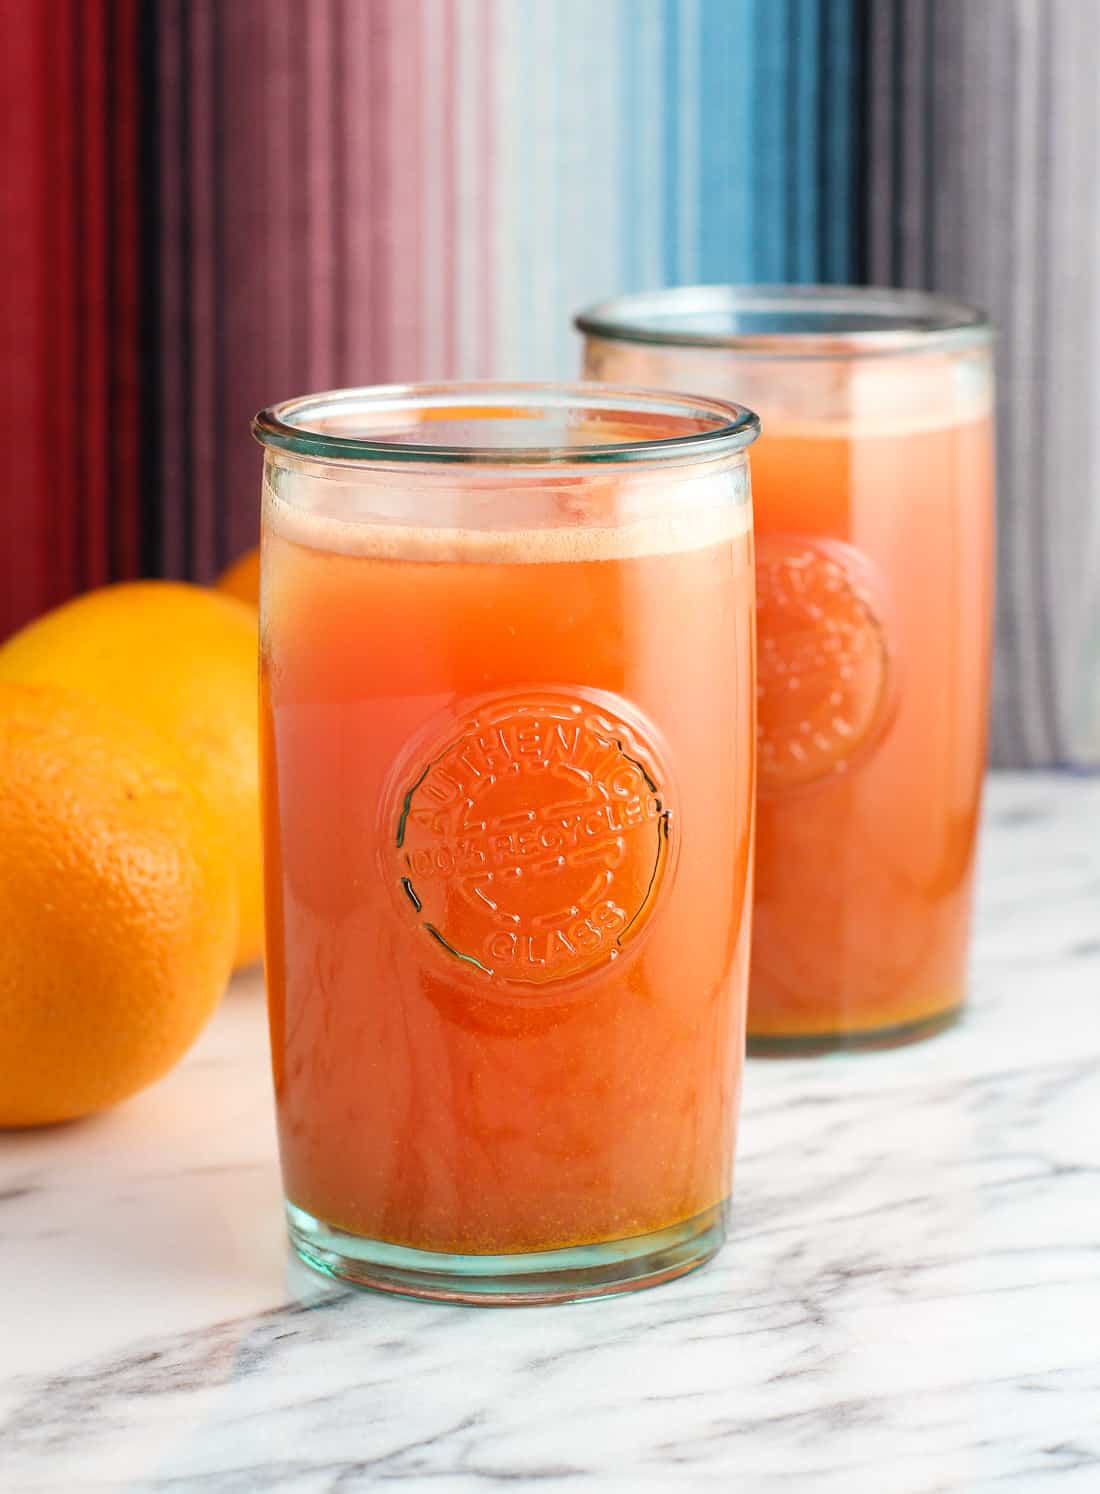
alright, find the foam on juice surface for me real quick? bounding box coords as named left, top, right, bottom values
left=586, top=344, right=993, bottom=440
left=756, top=399, right=994, bottom=442
left=264, top=472, right=752, bottom=565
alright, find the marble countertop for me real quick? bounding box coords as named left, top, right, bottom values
left=3, top=773, right=1098, bottom=1493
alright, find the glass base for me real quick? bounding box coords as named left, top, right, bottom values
left=747, top=1003, right=963, bottom=1057
left=286, top=1199, right=727, bottom=1306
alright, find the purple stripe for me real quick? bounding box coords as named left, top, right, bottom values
left=187, top=0, right=217, bottom=581
left=156, top=0, right=187, bottom=577
left=221, top=0, right=275, bottom=562
left=305, top=0, right=337, bottom=389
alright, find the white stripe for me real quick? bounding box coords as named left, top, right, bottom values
left=454, top=0, right=482, bottom=377
left=489, top=0, right=522, bottom=376
left=528, top=0, right=560, bottom=378
left=635, top=0, right=665, bottom=291
left=1049, top=0, right=1100, bottom=755
left=549, top=0, right=624, bottom=376
left=1004, top=0, right=1052, bottom=762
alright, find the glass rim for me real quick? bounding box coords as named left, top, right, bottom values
left=253, top=381, right=761, bottom=467
left=574, top=284, right=994, bottom=359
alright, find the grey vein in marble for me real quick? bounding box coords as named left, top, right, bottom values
left=1, top=774, right=1098, bottom=1492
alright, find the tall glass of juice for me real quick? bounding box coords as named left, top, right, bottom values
left=579, top=287, right=995, bottom=1050
left=253, top=383, right=759, bottom=1302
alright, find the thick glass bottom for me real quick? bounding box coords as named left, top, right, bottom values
left=286, top=1199, right=728, bottom=1305
left=747, top=1002, right=963, bottom=1056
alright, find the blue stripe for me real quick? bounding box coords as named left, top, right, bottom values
left=728, top=1, right=761, bottom=279
left=622, top=0, right=860, bottom=295
left=661, top=0, right=682, bottom=282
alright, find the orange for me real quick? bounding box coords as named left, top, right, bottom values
left=216, top=548, right=260, bottom=608
left=0, top=582, right=262, bottom=968
left=0, top=683, right=237, bottom=1126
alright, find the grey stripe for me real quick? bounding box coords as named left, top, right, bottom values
left=865, top=0, right=1100, bottom=766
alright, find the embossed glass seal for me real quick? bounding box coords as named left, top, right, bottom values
left=755, top=536, right=898, bottom=793
left=385, top=690, right=676, bottom=989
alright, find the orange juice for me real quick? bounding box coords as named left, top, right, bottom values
left=749, top=408, right=993, bottom=1039
left=255, top=386, right=758, bottom=1300
left=579, top=286, right=996, bottom=1046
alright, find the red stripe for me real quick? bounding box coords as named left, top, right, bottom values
left=0, top=0, right=50, bottom=631
left=0, top=0, right=143, bottom=631
left=80, top=0, right=110, bottom=590
left=46, top=1, right=80, bottom=608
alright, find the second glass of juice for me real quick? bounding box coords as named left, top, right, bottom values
left=254, top=383, right=759, bottom=1302
left=579, top=287, right=995, bottom=1049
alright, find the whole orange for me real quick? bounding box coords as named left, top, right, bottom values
left=0, top=684, right=237, bottom=1126
left=0, top=582, right=262, bottom=968
left=216, top=547, right=260, bottom=608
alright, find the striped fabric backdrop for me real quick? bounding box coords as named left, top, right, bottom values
left=2, top=0, right=143, bottom=624
left=145, top=0, right=862, bottom=584
left=861, top=0, right=1100, bottom=766
left=2, top=0, right=1098, bottom=765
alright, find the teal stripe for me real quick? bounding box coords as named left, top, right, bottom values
left=616, top=0, right=860, bottom=293
left=698, top=0, right=744, bottom=281
left=750, top=0, right=791, bottom=279
left=821, top=0, right=857, bottom=280
left=789, top=0, right=821, bottom=281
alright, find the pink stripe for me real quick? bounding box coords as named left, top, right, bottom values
left=306, top=0, right=336, bottom=389
left=441, top=0, right=458, bottom=378
left=264, top=0, right=300, bottom=404
left=478, top=0, right=495, bottom=378
left=385, top=1, right=424, bottom=381
left=368, top=1, right=394, bottom=379
left=343, top=0, right=377, bottom=383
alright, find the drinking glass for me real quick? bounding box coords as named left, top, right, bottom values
left=579, top=287, right=995, bottom=1049
left=253, top=383, right=759, bottom=1301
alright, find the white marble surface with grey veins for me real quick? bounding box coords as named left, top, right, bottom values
left=2, top=773, right=1098, bottom=1492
